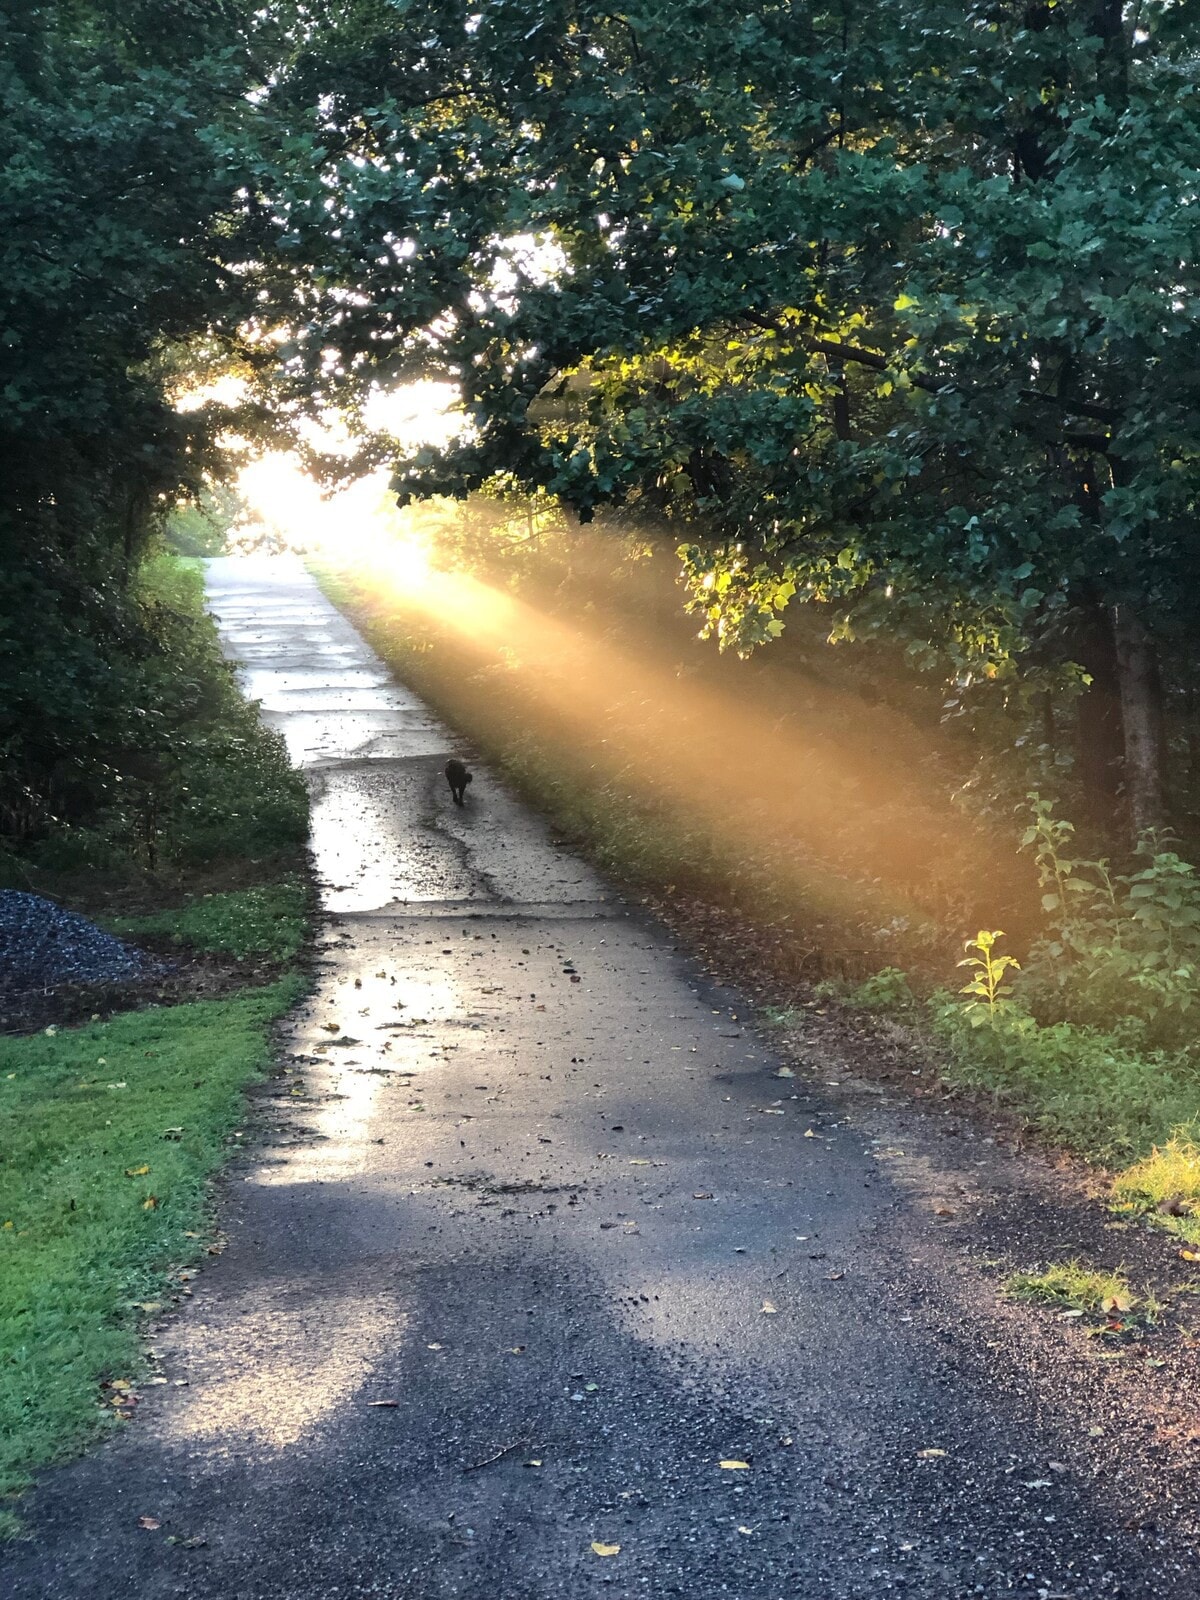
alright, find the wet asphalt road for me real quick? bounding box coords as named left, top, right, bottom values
left=3, top=557, right=1193, bottom=1599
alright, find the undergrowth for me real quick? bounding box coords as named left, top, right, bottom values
left=932, top=1002, right=1199, bottom=1164
left=1, top=554, right=308, bottom=883
left=106, top=878, right=309, bottom=964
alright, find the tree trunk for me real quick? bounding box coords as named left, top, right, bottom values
left=1111, top=603, right=1166, bottom=840
left=1071, top=596, right=1125, bottom=837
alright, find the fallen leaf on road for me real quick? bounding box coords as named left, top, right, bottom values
left=774, top=1068, right=795, bottom=1078
left=1181, top=1249, right=1200, bottom=1261
left=932, top=1204, right=955, bottom=1217
left=427, top=1342, right=444, bottom=1350
left=693, top=1192, right=714, bottom=1200
left=367, top=1400, right=399, bottom=1408
left=509, top=1346, right=525, bottom=1354
left=584, top=1382, right=599, bottom=1392
left=525, top=1460, right=542, bottom=1468
left=828, top=1271, right=845, bottom=1280
left=720, top=1460, right=750, bottom=1470
left=166, top=1535, right=207, bottom=1549
left=761, top=1300, right=777, bottom=1314
left=736, top=1525, right=755, bottom=1535
left=917, top=1448, right=947, bottom=1459
left=591, top=1542, right=621, bottom=1557
left=628, top=1159, right=652, bottom=1165
left=138, top=1517, right=160, bottom=1530
left=124, top=1165, right=150, bottom=1177
left=760, top=1108, right=784, bottom=1116
left=803, top=1129, right=816, bottom=1138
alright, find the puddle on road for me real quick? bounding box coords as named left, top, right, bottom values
left=309, top=765, right=483, bottom=911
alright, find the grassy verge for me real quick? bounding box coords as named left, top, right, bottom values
left=1004, top=1261, right=1136, bottom=1317
left=930, top=1005, right=1200, bottom=1166
left=0, top=977, right=304, bottom=1526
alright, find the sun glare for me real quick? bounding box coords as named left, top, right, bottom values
left=228, top=381, right=462, bottom=566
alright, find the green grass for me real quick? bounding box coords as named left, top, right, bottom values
left=0, top=977, right=303, bottom=1512
left=105, top=878, right=309, bottom=964
left=1004, top=1261, right=1137, bottom=1318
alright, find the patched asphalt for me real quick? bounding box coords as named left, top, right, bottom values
left=4, top=555, right=1197, bottom=1599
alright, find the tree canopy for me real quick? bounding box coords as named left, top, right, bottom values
left=0, top=1, right=297, bottom=834
left=3, top=0, right=1200, bottom=846
left=263, top=0, right=1200, bottom=836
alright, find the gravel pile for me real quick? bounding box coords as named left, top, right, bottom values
left=0, top=890, right=158, bottom=994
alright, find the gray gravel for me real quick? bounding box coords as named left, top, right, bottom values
left=0, top=890, right=155, bottom=993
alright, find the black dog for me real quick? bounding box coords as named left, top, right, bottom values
left=445, top=758, right=473, bottom=806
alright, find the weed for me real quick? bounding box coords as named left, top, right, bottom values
left=1112, top=1132, right=1200, bottom=1245
left=957, top=930, right=1021, bottom=1024
left=757, top=1005, right=805, bottom=1029
left=0, top=977, right=303, bottom=1516
left=1004, top=1261, right=1136, bottom=1317
left=851, top=967, right=915, bottom=1011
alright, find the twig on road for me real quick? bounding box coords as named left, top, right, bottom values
left=463, top=1441, right=524, bottom=1473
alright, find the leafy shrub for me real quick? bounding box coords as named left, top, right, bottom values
left=1019, top=796, right=1200, bottom=1043
left=10, top=555, right=308, bottom=873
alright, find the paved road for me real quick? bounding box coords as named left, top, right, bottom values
left=4, top=558, right=1193, bottom=1598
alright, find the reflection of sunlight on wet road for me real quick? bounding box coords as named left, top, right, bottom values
left=254, top=962, right=466, bottom=1188
left=171, top=1283, right=400, bottom=1456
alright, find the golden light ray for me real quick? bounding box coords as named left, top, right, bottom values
left=330, top=515, right=1013, bottom=948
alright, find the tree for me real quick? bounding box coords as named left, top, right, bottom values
left=265, top=0, right=1200, bottom=841
left=0, top=0, right=303, bottom=836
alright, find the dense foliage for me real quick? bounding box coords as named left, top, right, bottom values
left=0, top=556, right=308, bottom=877
left=0, top=2, right=295, bottom=842
left=267, top=0, right=1200, bottom=841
